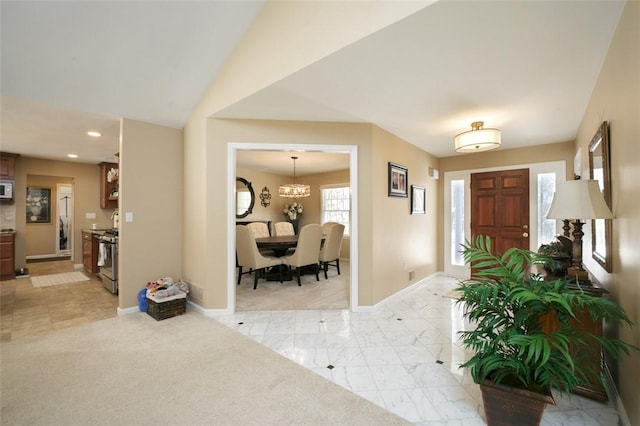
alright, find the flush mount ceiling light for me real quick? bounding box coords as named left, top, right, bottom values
left=87, top=131, right=101, bottom=137
left=279, top=156, right=310, bottom=198
left=454, top=121, right=501, bottom=153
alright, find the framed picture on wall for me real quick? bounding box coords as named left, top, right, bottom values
left=388, top=162, right=408, bottom=197
left=26, top=187, right=51, bottom=223
left=411, top=185, right=426, bottom=215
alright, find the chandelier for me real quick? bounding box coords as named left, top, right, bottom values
left=279, top=156, right=310, bottom=198
left=455, top=121, right=501, bottom=153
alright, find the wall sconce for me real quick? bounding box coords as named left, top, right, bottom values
left=259, top=187, right=271, bottom=207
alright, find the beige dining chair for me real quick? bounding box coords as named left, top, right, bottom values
left=319, top=223, right=345, bottom=279
left=273, top=221, right=295, bottom=236
left=322, top=221, right=340, bottom=236
left=283, top=223, right=323, bottom=286
left=246, top=222, right=273, bottom=256
left=236, top=225, right=282, bottom=289
left=247, top=222, right=270, bottom=239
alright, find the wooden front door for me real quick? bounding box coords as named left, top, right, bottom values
left=471, top=169, right=530, bottom=255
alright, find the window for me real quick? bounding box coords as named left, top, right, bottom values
left=537, top=173, right=556, bottom=244
left=451, top=179, right=465, bottom=265
left=320, top=184, right=350, bottom=236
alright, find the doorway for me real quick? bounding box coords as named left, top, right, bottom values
left=228, top=143, right=359, bottom=313
left=443, top=161, right=566, bottom=278
left=470, top=168, right=530, bottom=254
left=56, top=183, right=73, bottom=257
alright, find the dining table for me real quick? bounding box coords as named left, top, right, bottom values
left=255, top=235, right=299, bottom=258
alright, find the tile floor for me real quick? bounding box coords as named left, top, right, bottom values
left=0, top=260, right=118, bottom=342
left=214, top=275, right=621, bottom=426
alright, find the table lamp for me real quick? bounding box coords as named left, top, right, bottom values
left=546, top=179, right=613, bottom=281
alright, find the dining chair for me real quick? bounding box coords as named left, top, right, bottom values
left=322, top=221, right=340, bottom=236
left=247, top=222, right=270, bottom=239
left=318, top=223, right=345, bottom=279
left=273, top=221, right=295, bottom=236
left=283, top=224, right=323, bottom=286
left=246, top=221, right=273, bottom=256
left=236, top=225, right=282, bottom=289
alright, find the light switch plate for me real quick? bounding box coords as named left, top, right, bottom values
left=125, top=212, right=133, bottom=222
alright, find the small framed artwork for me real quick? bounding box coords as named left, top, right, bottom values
left=26, top=187, right=51, bottom=223
left=411, top=185, right=426, bottom=215
left=388, top=162, right=408, bottom=197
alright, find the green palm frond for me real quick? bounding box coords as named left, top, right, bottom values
left=455, top=235, right=638, bottom=396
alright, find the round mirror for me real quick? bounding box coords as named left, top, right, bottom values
left=236, top=177, right=255, bottom=218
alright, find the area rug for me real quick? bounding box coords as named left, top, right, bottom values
left=31, top=271, right=90, bottom=288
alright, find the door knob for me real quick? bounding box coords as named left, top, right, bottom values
left=523, top=232, right=529, bottom=238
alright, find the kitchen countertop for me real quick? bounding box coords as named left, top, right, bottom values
left=81, top=228, right=112, bottom=235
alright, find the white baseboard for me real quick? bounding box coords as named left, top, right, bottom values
left=603, top=363, right=631, bottom=426
left=352, top=272, right=446, bottom=313
left=117, top=306, right=140, bottom=316
left=187, top=300, right=233, bottom=316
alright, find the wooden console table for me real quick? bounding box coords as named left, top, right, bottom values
left=540, top=278, right=609, bottom=401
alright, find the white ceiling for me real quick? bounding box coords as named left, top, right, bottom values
left=0, top=1, right=626, bottom=173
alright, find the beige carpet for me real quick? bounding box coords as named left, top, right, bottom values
left=236, top=261, right=350, bottom=311
left=1, top=311, right=409, bottom=425
left=31, top=271, right=89, bottom=288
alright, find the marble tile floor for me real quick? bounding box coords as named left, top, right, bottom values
left=214, top=275, right=622, bottom=426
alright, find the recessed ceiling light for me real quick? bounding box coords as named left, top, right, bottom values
left=67, top=154, right=78, bottom=158
left=87, top=131, right=101, bottom=137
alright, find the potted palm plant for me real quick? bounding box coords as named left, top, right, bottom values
left=455, top=236, right=636, bottom=426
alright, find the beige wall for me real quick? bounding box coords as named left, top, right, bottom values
left=235, top=167, right=289, bottom=226
left=371, top=126, right=440, bottom=302
left=183, top=2, right=435, bottom=308
left=118, top=119, right=183, bottom=310
left=3, top=157, right=114, bottom=269
left=183, top=118, right=438, bottom=309
left=24, top=175, right=72, bottom=257
left=573, top=2, right=639, bottom=423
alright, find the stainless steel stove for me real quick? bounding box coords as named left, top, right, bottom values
left=98, top=229, right=118, bottom=293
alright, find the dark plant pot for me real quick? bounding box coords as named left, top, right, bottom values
left=480, top=380, right=555, bottom=426
left=543, top=255, right=570, bottom=276
left=288, top=219, right=299, bottom=234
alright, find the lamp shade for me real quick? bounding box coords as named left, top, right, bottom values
left=279, top=183, right=310, bottom=198
left=279, top=156, right=310, bottom=198
left=455, top=121, right=501, bottom=153
left=546, top=180, right=613, bottom=220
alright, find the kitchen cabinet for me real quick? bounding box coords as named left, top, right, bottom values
left=0, top=153, right=18, bottom=179
left=82, top=231, right=100, bottom=274
left=99, top=162, right=118, bottom=209
left=0, top=232, right=16, bottom=280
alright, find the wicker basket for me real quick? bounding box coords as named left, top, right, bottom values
left=146, top=292, right=187, bottom=321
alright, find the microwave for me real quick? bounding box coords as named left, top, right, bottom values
left=0, top=181, right=14, bottom=200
